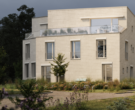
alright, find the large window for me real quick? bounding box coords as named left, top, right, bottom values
left=91, top=19, right=118, bottom=33
left=25, top=64, right=29, bottom=78
left=25, top=44, right=30, bottom=59
left=96, top=40, right=106, bottom=58
left=46, top=42, right=55, bottom=59
left=41, top=66, right=51, bottom=82
left=125, top=41, right=128, bottom=60
left=102, top=64, right=112, bottom=82
left=71, top=41, right=80, bottom=59
left=31, top=63, right=36, bottom=78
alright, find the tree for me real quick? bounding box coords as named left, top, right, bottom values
left=0, top=5, right=35, bottom=81
left=0, top=47, right=8, bottom=83
left=50, top=53, right=69, bottom=82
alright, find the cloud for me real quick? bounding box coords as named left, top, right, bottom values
left=0, top=0, right=135, bottom=19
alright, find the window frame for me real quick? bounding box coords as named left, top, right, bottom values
left=45, top=42, right=55, bottom=60
left=96, top=39, right=106, bottom=58
left=25, top=63, right=29, bottom=79
left=71, top=40, right=81, bottom=60
left=31, top=63, right=36, bottom=78
left=25, top=43, right=30, bottom=60
left=41, top=66, right=51, bottom=82
left=125, top=41, right=128, bottom=61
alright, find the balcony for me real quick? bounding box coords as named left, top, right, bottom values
left=25, top=25, right=124, bottom=39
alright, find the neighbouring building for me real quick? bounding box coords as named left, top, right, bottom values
left=23, top=6, right=135, bottom=82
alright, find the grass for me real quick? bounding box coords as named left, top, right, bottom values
left=84, top=96, right=135, bottom=110
left=47, top=96, right=135, bottom=110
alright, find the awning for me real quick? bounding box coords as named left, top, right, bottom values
left=81, top=15, right=124, bottom=19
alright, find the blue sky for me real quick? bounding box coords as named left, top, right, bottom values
left=0, top=0, right=135, bottom=19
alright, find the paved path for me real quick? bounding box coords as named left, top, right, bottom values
left=1, top=90, right=135, bottom=109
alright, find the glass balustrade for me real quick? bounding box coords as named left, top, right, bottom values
left=25, top=25, right=124, bottom=39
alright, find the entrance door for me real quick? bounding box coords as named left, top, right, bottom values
left=102, top=64, right=112, bottom=82
left=41, top=66, right=51, bottom=82
left=130, top=67, right=133, bottom=78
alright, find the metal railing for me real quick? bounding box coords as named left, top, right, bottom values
left=25, top=25, right=124, bottom=39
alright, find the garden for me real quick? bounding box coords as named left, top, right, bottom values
left=1, top=78, right=135, bottom=110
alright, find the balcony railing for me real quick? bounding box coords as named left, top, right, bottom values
left=25, top=25, right=124, bottom=39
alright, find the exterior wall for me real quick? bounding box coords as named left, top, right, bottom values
left=22, top=6, right=133, bottom=82
left=22, top=39, right=36, bottom=80
left=48, top=6, right=127, bottom=29
left=120, top=8, right=135, bottom=81
left=36, top=33, right=120, bottom=82
left=32, top=17, right=48, bottom=37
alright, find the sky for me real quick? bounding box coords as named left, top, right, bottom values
left=0, top=0, right=135, bottom=20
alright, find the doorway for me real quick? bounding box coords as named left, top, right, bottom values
left=130, top=66, right=133, bottom=79
left=102, top=64, right=112, bottom=82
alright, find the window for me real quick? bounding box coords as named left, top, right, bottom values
left=71, top=41, right=80, bottom=59
left=25, top=64, right=29, bottom=78
left=127, top=67, right=128, bottom=73
left=96, top=40, right=106, bottom=58
left=41, top=66, right=51, bottom=82
left=31, top=63, right=36, bottom=77
left=123, top=68, right=124, bottom=74
left=132, top=26, right=133, bottom=32
left=25, top=44, right=30, bottom=59
left=130, top=67, right=133, bottom=78
left=102, top=64, right=112, bottom=82
left=125, top=42, right=128, bottom=60
left=91, top=19, right=118, bottom=33
left=46, top=42, right=55, bottom=59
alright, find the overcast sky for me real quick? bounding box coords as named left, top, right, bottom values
left=0, top=0, right=135, bottom=20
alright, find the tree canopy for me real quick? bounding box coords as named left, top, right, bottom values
left=50, top=53, right=69, bottom=81
left=0, top=5, right=35, bottom=82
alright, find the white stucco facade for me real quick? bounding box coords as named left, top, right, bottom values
left=23, top=6, right=135, bottom=82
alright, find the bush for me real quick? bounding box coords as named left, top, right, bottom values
left=119, top=83, right=131, bottom=89
left=107, top=99, right=130, bottom=110
left=94, top=83, right=104, bottom=89
left=8, top=79, right=52, bottom=110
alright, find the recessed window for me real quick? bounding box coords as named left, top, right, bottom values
left=25, top=44, right=30, bottom=59
left=127, top=67, right=128, bottom=73
left=123, top=68, right=124, bottom=74
left=31, top=63, right=36, bottom=78
left=96, top=40, right=106, bottom=58
left=25, top=64, right=29, bottom=78
left=71, top=41, right=80, bottom=59
left=46, top=42, right=55, bottom=60
left=132, top=26, right=133, bottom=32
left=125, top=42, right=128, bottom=60
left=41, top=66, right=51, bottom=82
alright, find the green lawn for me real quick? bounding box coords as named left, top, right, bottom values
left=84, top=96, right=135, bottom=110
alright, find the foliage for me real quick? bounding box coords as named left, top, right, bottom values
left=107, top=99, right=130, bottom=110
left=47, top=88, right=89, bottom=110
left=8, top=79, right=52, bottom=110
left=0, top=5, right=35, bottom=81
left=67, top=28, right=72, bottom=33
left=13, top=60, right=22, bottom=79
left=50, top=53, right=69, bottom=82
left=0, top=47, right=8, bottom=84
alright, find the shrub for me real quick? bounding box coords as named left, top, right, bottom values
left=107, top=99, right=130, bottom=110
left=119, top=83, right=131, bottom=89
left=8, top=79, right=52, bottom=110
left=47, top=88, right=89, bottom=110
left=94, top=83, right=104, bottom=89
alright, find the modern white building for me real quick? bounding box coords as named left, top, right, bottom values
left=23, top=6, right=135, bottom=82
